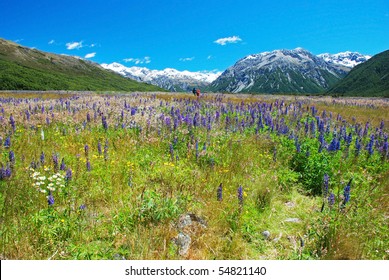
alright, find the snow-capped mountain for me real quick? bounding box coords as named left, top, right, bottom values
left=101, top=62, right=221, bottom=92
left=209, top=48, right=351, bottom=94
left=318, top=51, right=371, bottom=68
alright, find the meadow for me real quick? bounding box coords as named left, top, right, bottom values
left=0, top=92, right=388, bottom=260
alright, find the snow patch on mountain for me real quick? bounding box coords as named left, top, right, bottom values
left=101, top=62, right=221, bottom=91
left=318, top=51, right=371, bottom=68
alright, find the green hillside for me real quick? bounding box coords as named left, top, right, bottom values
left=328, top=50, right=389, bottom=97
left=0, top=38, right=164, bottom=91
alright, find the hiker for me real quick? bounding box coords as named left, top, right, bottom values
left=192, top=88, right=196, bottom=95
left=196, top=88, right=200, bottom=97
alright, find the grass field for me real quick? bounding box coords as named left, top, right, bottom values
left=0, top=92, right=388, bottom=260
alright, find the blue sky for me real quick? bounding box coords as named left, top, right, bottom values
left=1, top=0, right=388, bottom=72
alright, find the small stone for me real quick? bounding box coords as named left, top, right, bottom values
left=284, top=218, right=301, bottom=223
left=285, top=201, right=295, bottom=208
left=177, top=214, right=193, bottom=230
left=174, top=232, right=191, bottom=256
left=262, top=230, right=270, bottom=239
left=113, top=253, right=126, bottom=260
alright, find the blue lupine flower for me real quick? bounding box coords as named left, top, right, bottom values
left=102, top=115, right=108, bottom=130
left=39, top=152, right=45, bottom=165
left=9, top=151, right=15, bottom=163
left=328, top=193, right=335, bottom=207
left=65, top=168, right=72, bottom=181
left=79, top=204, right=86, bottom=210
left=84, top=144, right=89, bottom=157
left=48, top=192, right=54, bottom=206
left=52, top=154, right=59, bottom=171
left=60, top=158, right=66, bottom=171
left=343, top=179, right=352, bottom=205
left=9, top=115, right=15, bottom=131
left=366, top=134, right=374, bottom=156
left=217, top=183, right=223, bottom=201
left=238, top=185, right=243, bottom=205
left=97, top=140, right=102, bottom=155
left=86, top=160, right=91, bottom=172
left=4, top=136, right=11, bottom=148
left=355, top=137, right=361, bottom=155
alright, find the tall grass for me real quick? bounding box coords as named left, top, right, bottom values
left=0, top=92, right=388, bottom=260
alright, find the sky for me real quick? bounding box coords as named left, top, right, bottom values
left=1, top=0, right=388, bottom=72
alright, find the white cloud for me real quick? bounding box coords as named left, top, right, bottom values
left=48, top=39, right=55, bottom=45
left=207, top=55, right=212, bottom=60
left=66, top=41, right=83, bottom=50
left=179, top=57, right=195, bottom=62
left=85, top=52, right=96, bottom=59
left=123, top=56, right=151, bottom=64
left=214, top=36, right=242, bottom=46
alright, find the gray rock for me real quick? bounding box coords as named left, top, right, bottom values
left=284, top=218, right=301, bottom=223
left=174, top=233, right=191, bottom=256
left=262, top=230, right=270, bottom=239
left=113, top=253, right=126, bottom=260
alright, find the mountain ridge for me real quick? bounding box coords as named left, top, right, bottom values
left=209, top=48, right=350, bottom=94
left=101, top=62, right=221, bottom=92
left=0, top=38, right=164, bottom=92
left=327, top=50, right=389, bottom=97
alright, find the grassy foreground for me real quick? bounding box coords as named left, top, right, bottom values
left=0, top=92, right=388, bottom=260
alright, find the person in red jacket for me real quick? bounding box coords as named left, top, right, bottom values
left=196, top=88, right=200, bottom=97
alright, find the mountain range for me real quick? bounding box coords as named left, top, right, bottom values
left=209, top=48, right=370, bottom=94
left=0, top=38, right=163, bottom=92
left=101, top=62, right=221, bottom=92
left=103, top=49, right=370, bottom=94
left=328, top=50, right=389, bottom=96
left=1, top=37, right=386, bottom=96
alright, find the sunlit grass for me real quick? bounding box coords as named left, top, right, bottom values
left=0, top=92, right=388, bottom=260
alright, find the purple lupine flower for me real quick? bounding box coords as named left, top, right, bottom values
left=84, top=144, right=89, bottom=158
left=9, top=115, right=15, bottom=131
left=40, top=152, right=45, bottom=165
left=342, top=179, right=352, bottom=206
left=86, top=160, right=91, bottom=172
left=323, top=174, right=329, bottom=197
left=5, top=164, right=12, bottom=177
left=295, top=138, right=301, bottom=153
left=86, top=112, right=91, bottom=122
left=327, top=137, right=338, bottom=152
left=310, top=120, right=316, bottom=136
left=9, top=151, right=15, bottom=163
left=383, top=135, right=388, bottom=158
left=4, top=136, right=10, bottom=148
left=65, top=168, right=72, bottom=181
left=48, top=192, right=55, bottom=206
left=366, top=134, right=374, bottom=156
left=238, top=185, right=243, bottom=206
left=379, top=120, right=384, bottom=130
left=328, top=193, right=335, bottom=207
left=52, top=154, right=59, bottom=172
left=97, top=140, right=102, bottom=155
left=217, top=183, right=223, bottom=201
left=355, top=137, right=361, bottom=155
left=79, top=204, right=86, bottom=210
left=60, top=158, right=66, bottom=171
left=101, top=115, right=108, bottom=130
